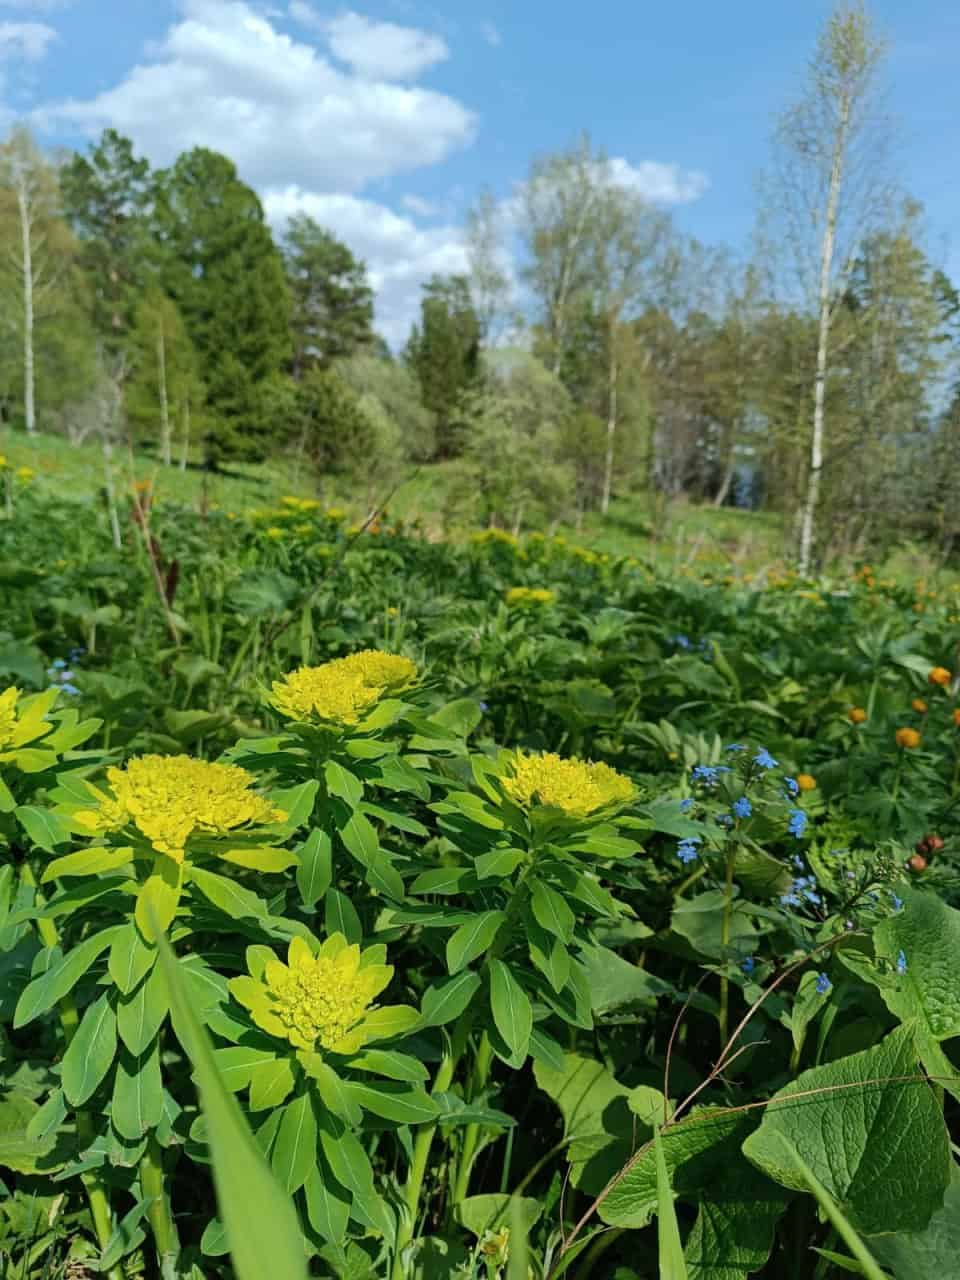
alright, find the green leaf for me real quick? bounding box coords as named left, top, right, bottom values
left=870, top=889, right=960, bottom=1041
left=62, top=992, right=118, bottom=1106
left=135, top=859, right=183, bottom=942
left=271, top=780, right=320, bottom=829
left=218, top=846, right=299, bottom=873
left=338, top=809, right=380, bottom=866
left=42, top=845, right=135, bottom=882
left=475, top=848, right=525, bottom=880
left=446, top=910, right=505, bottom=974
left=117, top=963, right=169, bottom=1056
left=489, top=960, right=532, bottom=1061
left=682, top=1150, right=791, bottom=1280
left=151, top=907, right=308, bottom=1280
left=529, top=879, right=575, bottom=943
left=410, top=866, right=475, bottom=895
left=346, top=1081, right=439, bottom=1124
left=189, top=866, right=269, bottom=922
left=303, top=1060, right=363, bottom=1127
left=420, top=971, right=482, bottom=1027
left=15, top=805, right=73, bottom=852
left=671, top=890, right=759, bottom=960
left=742, top=1023, right=949, bottom=1235
left=655, top=1126, right=689, bottom=1280
left=303, top=1163, right=350, bottom=1247
left=577, top=942, right=675, bottom=1015
left=344, top=1049, right=428, bottom=1082
left=0, top=1095, right=57, bottom=1173
left=271, top=1093, right=318, bottom=1194
left=869, top=1167, right=960, bottom=1279
left=296, top=829, right=332, bottom=909
left=97, top=1195, right=156, bottom=1272
left=325, top=889, right=362, bottom=943
left=108, top=924, right=156, bottom=996
left=112, top=1040, right=164, bottom=1140
left=249, top=1058, right=296, bottom=1112
left=14, top=926, right=123, bottom=1027
left=325, top=760, right=363, bottom=807
left=457, top=1194, right=541, bottom=1240
left=211, top=1047, right=278, bottom=1092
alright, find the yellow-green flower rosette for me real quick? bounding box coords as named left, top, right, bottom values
left=500, top=749, right=634, bottom=820
left=52, top=753, right=290, bottom=938
left=269, top=650, right=417, bottom=730
left=229, top=934, right=417, bottom=1057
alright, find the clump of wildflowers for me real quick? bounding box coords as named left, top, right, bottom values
left=74, top=754, right=286, bottom=862
left=229, top=934, right=411, bottom=1055
left=504, top=587, right=556, bottom=607
left=502, top=750, right=634, bottom=818
left=270, top=650, right=417, bottom=726
left=788, top=808, right=809, bottom=839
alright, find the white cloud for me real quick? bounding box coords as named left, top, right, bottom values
left=608, top=157, right=709, bottom=204
left=264, top=186, right=468, bottom=345
left=401, top=193, right=438, bottom=217
left=480, top=21, right=501, bottom=47
left=0, top=19, right=56, bottom=60
left=325, top=11, right=448, bottom=80
left=40, top=0, right=475, bottom=192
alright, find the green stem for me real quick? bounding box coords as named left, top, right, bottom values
left=573, top=1227, right=624, bottom=1280
left=674, top=862, right=707, bottom=898
left=452, top=1032, right=495, bottom=1205
left=141, top=1134, right=179, bottom=1276
left=19, top=862, right=124, bottom=1280
left=719, top=846, right=737, bottom=1047
left=391, top=1051, right=456, bottom=1280
left=891, top=753, right=904, bottom=805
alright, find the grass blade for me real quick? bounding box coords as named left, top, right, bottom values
left=654, top=1125, right=688, bottom=1279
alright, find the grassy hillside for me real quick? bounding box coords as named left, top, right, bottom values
left=2, top=423, right=789, bottom=574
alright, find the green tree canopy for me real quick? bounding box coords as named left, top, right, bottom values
left=282, top=214, right=373, bottom=375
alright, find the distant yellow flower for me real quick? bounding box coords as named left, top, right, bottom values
left=73, top=755, right=285, bottom=862
left=265, top=526, right=284, bottom=539
left=848, top=707, right=868, bottom=724
left=270, top=650, right=417, bottom=726
left=15, top=466, right=33, bottom=482
left=471, top=527, right=519, bottom=548
left=0, top=454, right=6, bottom=468
left=229, top=934, right=398, bottom=1055
left=325, top=507, right=347, bottom=521
left=796, top=773, right=817, bottom=792
left=281, top=495, right=320, bottom=512
left=505, top=587, right=556, bottom=607
left=912, top=698, right=929, bottom=714
left=387, top=606, right=399, bottom=617
left=929, top=667, right=952, bottom=687
left=895, top=728, right=921, bottom=750
left=502, top=750, right=634, bottom=818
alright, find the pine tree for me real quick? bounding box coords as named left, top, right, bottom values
left=282, top=214, right=373, bottom=375
left=405, top=275, right=480, bottom=459
left=60, top=128, right=153, bottom=352
left=152, top=147, right=290, bottom=467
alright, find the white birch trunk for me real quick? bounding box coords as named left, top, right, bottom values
left=157, top=320, right=171, bottom=466
left=601, top=342, right=617, bottom=515
left=16, top=180, right=35, bottom=435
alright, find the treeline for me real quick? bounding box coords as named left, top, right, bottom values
left=1, top=3, right=959, bottom=564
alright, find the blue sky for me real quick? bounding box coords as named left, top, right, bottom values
left=2, top=0, right=957, bottom=340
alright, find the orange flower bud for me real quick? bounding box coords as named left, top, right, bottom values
left=848, top=707, right=868, bottom=724
left=895, top=727, right=921, bottom=749
left=929, top=666, right=952, bottom=686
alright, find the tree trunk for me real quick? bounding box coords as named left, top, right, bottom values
left=601, top=344, right=617, bottom=516
left=157, top=321, right=171, bottom=465
left=180, top=396, right=190, bottom=471
left=17, top=183, right=35, bottom=435
left=713, top=437, right=737, bottom=508
left=798, top=96, right=850, bottom=576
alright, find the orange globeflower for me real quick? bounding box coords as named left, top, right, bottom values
left=953, top=708, right=960, bottom=728
left=848, top=707, right=868, bottom=724
left=796, top=773, right=817, bottom=792
left=929, top=667, right=952, bottom=687
left=895, top=727, right=921, bottom=750
left=912, top=698, right=929, bottom=714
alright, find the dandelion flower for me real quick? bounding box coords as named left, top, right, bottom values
left=502, top=750, right=634, bottom=818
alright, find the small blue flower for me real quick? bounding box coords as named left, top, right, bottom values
left=673, top=634, right=692, bottom=650
left=890, top=892, right=904, bottom=912
left=896, top=949, right=907, bottom=975
left=741, top=956, right=756, bottom=974
left=754, top=748, right=778, bottom=770
left=60, top=683, right=80, bottom=696
left=677, top=837, right=702, bottom=864
left=784, top=777, right=799, bottom=796
left=780, top=891, right=802, bottom=907
left=691, top=765, right=720, bottom=786
left=479, top=701, right=489, bottom=712
left=788, top=808, right=808, bottom=839
left=51, top=658, right=66, bottom=670
left=815, top=973, right=832, bottom=995
left=732, top=797, right=752, bottom=820
left=725, top=742, right=746, bottom=753
left=715, top=813, right=733, bottom=828
left=678, top=798, right=694, bottom=813
left=792, top=854, right=805, bottom=870
left=68, top=647, right=85, bottom=661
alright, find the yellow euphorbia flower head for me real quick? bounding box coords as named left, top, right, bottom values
left=74, top=754, right=286, bottom=862
left=502, top=750, right=634, bottom=819
left=270, top=650, right=417, bottom=726
left=0, top=687, right=19, bottom=750
left=504, top=587, right=556, bottom=607
left=229, top=934, right=403, bottom=1055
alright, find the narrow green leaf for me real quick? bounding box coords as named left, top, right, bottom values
left=14, top=926, right=123, bottom=1028
left=117, top=963, right=169, bottom=1056
left=324, top=889, right=361, bottom=943
left=271, top=1093, right=318, bottom=1194
left=655, top=1126, right=689, bottom=1279
left=489, top=960, right=532, bottom=1061
left=296, top=829, right=332, bottom=909
left=112, top=1040, right=164, bottom=1140
left=62, top=992, right=117, bottom=1106
left=446, top=910, right=505, bottom=974
left=420, top=971, right=482, bottom=1027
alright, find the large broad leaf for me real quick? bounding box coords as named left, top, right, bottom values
left=683, top=1148, right=791, bottom=1280
left=534, top=1052, right=665, bottom=1197
left=457, top=1194, right=541, bottom=1240
left=869, top=1166, right=960, bottom=1279
left=226, top=570, right=298, bottom=617
left=671, top=891, right=759, bottom=961
left=0, top=1094, right=58, bottom=1173
left=742, top=1023, right=949, bottom=1236
left=870, top=889, right=960, bottom=1042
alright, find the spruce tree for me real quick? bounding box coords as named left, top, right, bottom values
left=405, top=274, right=480, bottom=459
left=281, top=214, right=373, bottom=375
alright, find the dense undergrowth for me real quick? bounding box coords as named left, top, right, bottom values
left=2, top=483, right=960, bottom=1280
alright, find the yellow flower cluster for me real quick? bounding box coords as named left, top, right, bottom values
left=74, top=754, right=285, bottom=861
left=0, top=687, right=20, bottom=750
left=505, top=587, right=556, bottom=607
left=230, top=935, right=393, bottom=1054
left=270, top=650, right=417, bottom=726
left=471, top=528, right=520, bottom=549
left=280, top=495, right=321, bottom=512
left=502, top=750, right=634, bottom=818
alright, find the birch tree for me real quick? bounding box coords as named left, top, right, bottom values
left=771, top=3, right=889, bottom=574
left=0, top=126, right=77, bottom=434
